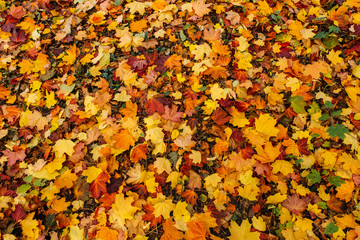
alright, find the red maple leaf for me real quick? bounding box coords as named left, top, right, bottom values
left=90, top=171, right=109, bottom=199
left=297, top=138, right=311, bottom=156
left=12, top=204, right=26, bottom=222
left=10, top=29, right=27, bottom=43
left=145, top=95, right=170, bottom=115
left=1, top=16, right=19, bottom=32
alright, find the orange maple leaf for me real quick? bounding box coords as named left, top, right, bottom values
left=185, top=219, right=207, bottom=240
left=164, top=54, right=183, bottom=69
left=113, top=130, right=135, bottom=151
left=130, top=19, right=148, bottom=32
left=130, top=144, right=148, bottom=163
left=204, top=66, right=229, bottom=80
left=182, top=190, right=198, bottom=205
left=161, top=218, right=183, bottom=240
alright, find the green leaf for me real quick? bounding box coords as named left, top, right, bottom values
left=33, top=178, right=46, bottom=187
left=324, top=101, right=334, bottom=108
left=328, top=176, right=345, bottom=187
left=289, top=96, right=307, bottom=114
left=326, top=124, right=350, bottom=140
left=23, top=175, right=33, bottom=183
left=318, top=202, right=327, bottom=209
left=330, top=110, right=341, bottom=116
left=324, top=222, right=339, bottom=234
left=114, top=0, right=121, bottom=6
left=307, top=102, right=321, bottom=115
left=323, top=36, right=338, bottom=49
left=307, top=169, right=321, bottom=184
left=313, top=31, right=328, bottom=39
left=319, top=114, right=330, bottom=121
left=179, top=30, right=186, bottom=42
left=17, top=184, right=32, bottom=194
left=328, top=25, right=341, bottom=33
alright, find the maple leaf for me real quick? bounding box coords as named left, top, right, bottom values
left=96, top=227, right=119, bottom=240
left=203, top=27, right=221, bottom=42
left=185, top=219, right=207, bottom=240
left=62, top=45, right=77, bottom=65
left=297, top=138, right=311, bottom=155
left=254, top=142, right=281, bottom=164
left=182, top=190, right=198, bottom=205
left=164, top=54, right=182, bottom=69
left=53, top=139, right=76, bottom=158
left=161, top=218, right=183, bottom=240
left=89, top=171, right=109, bottom=199
left=211, top=108, right=231, bottom=125
left=130, top=144, right=148, bottom=163
left=204, top=66, right=229, bottom=80
left=112, top=129, right=135, bottom=151
left=12, top=204, right=26, bottom=222
left=282, top=195, right=309, bottom=215
left=226, top=11, right=241, bottom=25
left=145, top=96, right=170, bottom=115
left=162, top=105, right=183, bottom=122
left=2, top=148, right=26, bottom=166
left=174, top=134, right=196, bottom=151
left=229, top=219, right=260, bottom=240
left=255, top=114, right=279, bottom=137
left=10, top=29, right=27, bottom=43
left=20, top=212, right=39, bottom=240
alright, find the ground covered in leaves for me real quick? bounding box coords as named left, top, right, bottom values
left=1, top=0, right=360, bottom=239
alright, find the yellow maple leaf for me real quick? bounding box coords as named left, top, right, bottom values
left=53, top=139, right=76, bottom=158
left=62, top=45, right=77, bottom=65
left=69, top=225, right=84, bottom=240
left=327, top=49, right=343, bottom=65
left=353, top=64, right=360, bottom=78
left=154, top=157, right=172, bottom=174
left=255, top=114, right=279, bottom=137
left=271, top=160, right=294, bottom=176
left=189, top=150, right=202, bottom=164
left=46, top=91, right=57, bottom=108
left=18, top=59, right=33, bottom=74
left=258, top=0, right=273, bottom=16
left=82, top=166, right=103, bottom=183
left=126, top=2, right=146, bottom=15
left=254, top=142, right=281, bottom=164
left=153, top=199, right=175, bottom=219
left=20, top=212, right=39, bottom=240
left=229, top=219, right=260, bottom=240
left=334, top=214, right=357, bottom=229
left=238, top=184, right=260, bottom=201
left=54, top=169, right=77, bottom=189
left=173, top=201, right=190, bottom=221
left=252, top=216, right=266, bottom=232
left=109, top=193, right=139, bottom=226
left=266, top=193, right=287, bottom=204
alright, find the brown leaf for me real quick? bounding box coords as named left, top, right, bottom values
left=282, top=195, right=309, bottom=215
left=211, top=108, right=231, bottom=125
